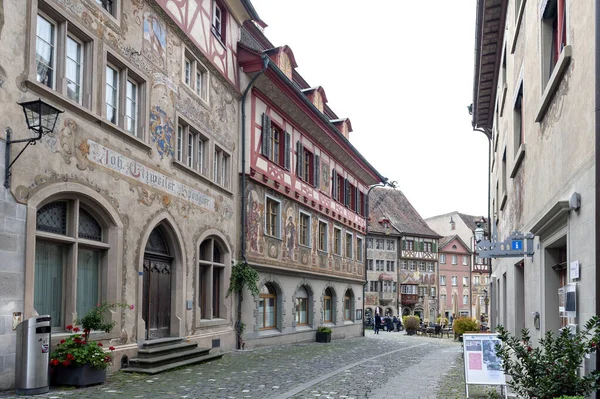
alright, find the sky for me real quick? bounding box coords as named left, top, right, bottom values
left=249, top=0, right=490, bottom=220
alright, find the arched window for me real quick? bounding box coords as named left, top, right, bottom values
left=323, top=288, right=333, bottom=322
left=259, top=284, right=276, bottom=329
left=34, top=200, right=109, bottom=328
left=198, top=237, right=227, bottom=319
left=295, top=286, right=308, bottom=325
left=344, top=289, right=353, bottom=320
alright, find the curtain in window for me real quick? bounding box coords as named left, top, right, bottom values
left=77, top=248, right=99, bottom=318
left=34, top=242, right=64, bottom=327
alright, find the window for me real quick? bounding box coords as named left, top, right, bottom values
left=96, top=0, right=116, bottom=16
left=296, top=141, right=319, bottom=186
left=261, top=115, right=290, bottom=170
left=333, top=228, right=342, bottom=256
left=418, top=261, right=425, bottom=272
left=440, top=294, right=446, bottom=304
left=176, top=121, right=208, bottom=175
left=401, top=261, right=407, bottom=270
left=345, top=233, right=353, bottom=258
left=295, top=286, right=309, bottom=326
left=367, top=238, right=373, bottom=249
left=35, top=10, right=93, bottom=108
left=105, top=54, right=146, bottom=137
left=198, top=237, right=226, bottom=319
left=183, top=49, right=209, bottom=101
left=405, top=240, right=414, bottom=250
left=299, top=212, right=311, bottom=247
left=440, top=275, right=446, bottom=286
left=452, top=276, right=458, bottom=286
left=356, top=237, right=363, bottom=261
left=34, top=201, right=109, bottom=329
left=452, top=255, right=457, bottom=265
left=318, top=221, right=328, bottom=252
left=213, top=146, right=230, bottom=188
left=463, top=256, right=468, bottom=266
left=430, top=287, right=436, bottom=297
left=369, top=281, right=378, bottom=292
left=463, top=277, right=469, bottom=286
left=211, top=0, right=226, bottom=42
left=344, top=290, right=353, bottom=321
left=440, top=254, right=446, bottom=264
left=401, top=285, right=417, bottom=295
left=408, top=261, right=416, bottom=271
left=474, top=276, right=480, bottom=285
left=514, top=83, right=524, bottom=152
left=386, top=260, right=395, bottom=272
left=485, top=276, right=490, bottom=285
left=542, top=0, right=567, bottom=84
left=375, top=239, right=384, bottom=250
left=463, top=295, right=469, bottom=305
left=375, top=260, right=384, bottom=271
left=386, top=240, right=396, bottom=251
left=259, top=284, right=276, bottom=329
left=367, top=259, right=373, bottom=271
left=427, top=262, right=434, bottom=273
left=265, top=197, right=281, bottom=238
left=323, top=288, right=333, bottom=322
left=423, top=242, right=432, bottom=252
left=331, top=170, right=344, bottom=203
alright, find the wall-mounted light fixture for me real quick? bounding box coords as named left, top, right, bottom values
left=4, top=99, right=63, bottom=188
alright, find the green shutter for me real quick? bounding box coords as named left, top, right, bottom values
left=432, top=242, right=437, bottom=252
left=261, top=113, right=271, bottom=158
left=284, top=132, right=291, bottom=170
left=402, top=239, right=406, bottom=250
left=296, top=141, right=304, bottom=180
left=331, top=169, right=338, bottom=199
left=314, top=154, right=320, bottom=187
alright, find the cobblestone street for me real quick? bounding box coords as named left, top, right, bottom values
left=2, top=332, right=506, bottom=399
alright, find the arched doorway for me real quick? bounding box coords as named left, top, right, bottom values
left=143, top=226, right=173, bottom=339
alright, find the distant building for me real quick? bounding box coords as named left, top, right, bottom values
left=366, top=188, right=440, bottom=321
left=425, top=212, right=490, bottom=319
left=437, top=235, right=472, bottom=319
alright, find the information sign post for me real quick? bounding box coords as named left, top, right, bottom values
left=462, top=333, right=507, bottom=398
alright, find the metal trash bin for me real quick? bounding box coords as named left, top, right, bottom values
left=15, top=316, right=51, bottom=395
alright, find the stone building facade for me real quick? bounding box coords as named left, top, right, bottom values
left=0, top=0, right=259, bottom=390
left=472, top=0, right=595, bottom=355
left=237, top=22, right=383, bottom=347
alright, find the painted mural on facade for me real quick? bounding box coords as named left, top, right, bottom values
left=149, top=105, right=175, bottom=159
left=143, top=12, right=167, bottom=69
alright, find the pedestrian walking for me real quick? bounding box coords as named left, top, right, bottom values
left=392, top=315, right=399, bottom=332
left=374, top=313, right=381, bottom=334
left=386, top=316, right=393, bottom=332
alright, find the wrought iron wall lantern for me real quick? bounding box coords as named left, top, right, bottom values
left=4, top=99, right=63, bottom=188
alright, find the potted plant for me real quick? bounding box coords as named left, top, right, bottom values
left=50, top=302, right=132, bottom=387
left=452, top=317, right=479, bottom=341
left=316, top=326, right=332, bottom=343
left=404, top=316, right=420, bottom=335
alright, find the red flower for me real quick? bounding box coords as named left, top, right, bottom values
left=97, top=342, right=103, bottom=347
left=74, top=337, right=82, bottom=344
left=109, top=346, right=116, bottom=351
left=73, top=327, right=80, bottom=332
left=104, top=356, right=111, bottom=363
left=527, top=346, right=532, bottom=352
left=592, top=342, right=597, bottom=348
left=59, top=339, right=65, bottom=345
left=66, top=325, right=73, bottom=331
left=129, top=304, right=135, bottom=310
left=97, top=303, right=101, bottom=307
left=62, top=360, right=70, bottom=366
left=84, top=328, right=91, bottom=333
left=66, top=353, right=75, bottom=361
left=50, top=359, right=59, bottom=366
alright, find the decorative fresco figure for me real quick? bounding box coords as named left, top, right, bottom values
left=320, top=162, right=330, bottom=192
left=247, top=191, right=261, bottom=253
left=143, top=12, right=166, bottom=68
left=149, top=106, right=175, bottom=159
left=285, top=212, right=296, bottom=260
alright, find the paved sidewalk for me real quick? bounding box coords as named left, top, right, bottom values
left=2, top=331, right=510, bottom=398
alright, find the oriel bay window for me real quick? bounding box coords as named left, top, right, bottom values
left=34, top=200, right=112, bottom=329
left=261, top=114, right=290, bottom=169
left=259, top=284, right=276, bottom=329
left=34, top=7, right=93, bottom=108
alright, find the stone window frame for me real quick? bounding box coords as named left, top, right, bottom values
left=298, top=210, right=311, bottom=248
left=196, top=235, right=229, bottom=324
left=182, top=46, right=210, bottom=105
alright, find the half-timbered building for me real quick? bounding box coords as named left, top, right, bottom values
left=237, top=22, right=384, bottom=347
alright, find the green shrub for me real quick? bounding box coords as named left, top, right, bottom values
left=452, top=317, right=479, bottom=335
left=495, top=316, right=600, bottom=399
left=555, top=396, right=585, bottom=399
left=404, top=316, right=420, bottom=330
left=317, top=326, right=332, bottom=333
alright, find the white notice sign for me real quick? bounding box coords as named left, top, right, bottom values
left=463, top=333, right=506, bottom=386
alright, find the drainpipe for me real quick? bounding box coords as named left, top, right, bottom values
left=240, top=55, right=269, bottom=264
left=595, top=0, right=600, bottom=384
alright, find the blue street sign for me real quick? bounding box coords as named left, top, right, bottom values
left=511, top=240, right=523, bottom=250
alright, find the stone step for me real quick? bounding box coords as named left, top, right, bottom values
left=139, top=337, right=185, bottom=348
left=136, top=341, right=199, bottom=358
left=122, top=352, right=223, bottom=375
left=129, top=347, right=212, bottom=367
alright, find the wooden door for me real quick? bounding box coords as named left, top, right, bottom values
left=143, top=227, right=172, bottom=340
